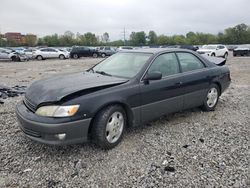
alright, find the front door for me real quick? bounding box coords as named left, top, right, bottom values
left=139, top=52, right=184, bottom=123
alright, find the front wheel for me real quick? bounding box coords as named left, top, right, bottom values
left=224, top=52, right=228, bottom=59
left=211, top=53, right=215, bottom=57
left=201, top=84, right=220, bottom=111
left=101, top=53, right=106, bottom=58
left=72, top=54, right=79, bottom=59
left=91, top=105, right=126, bottom=149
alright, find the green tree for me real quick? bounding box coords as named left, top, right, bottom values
left=102, top=32, right=109, bottom=43
left=130, top=31, right=146, bottom=46
left=148, top=31, right=157, bottom=45
left=83, top=32, right=98, bottom=46
left=25, top=34, right=37, bottom=46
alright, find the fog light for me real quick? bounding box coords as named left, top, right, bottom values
left=55, top=133, right=66, bottom=140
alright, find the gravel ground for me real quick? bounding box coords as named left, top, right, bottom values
left=0, top=55, right=249, bottom=187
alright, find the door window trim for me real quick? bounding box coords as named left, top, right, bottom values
left=140, top=52, right=182, bottom=82
left=175, top=52, right=207, bottom=73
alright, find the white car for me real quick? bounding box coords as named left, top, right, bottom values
left=197, top=45, right=229, bottom=59
left=19, top=49, right=34, bottom=59
left=33, top=48, right=69, bottom=60
left=0, top=48, right=19, bottom=61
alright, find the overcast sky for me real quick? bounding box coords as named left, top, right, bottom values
left=0, top=0, right=249, bottom=40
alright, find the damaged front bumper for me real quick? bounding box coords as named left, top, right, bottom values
left=16, top=101, right=91, bottom=145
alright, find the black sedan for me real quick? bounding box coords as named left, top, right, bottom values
left=16, top=49, right=231, bottom=149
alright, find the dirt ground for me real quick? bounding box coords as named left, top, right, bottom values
left=0, top=54, right=249, bottom=187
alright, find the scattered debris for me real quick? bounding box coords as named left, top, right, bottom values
left=23, top=168, right=32, bottom=173
left=199, top=138, right=205, bottom=143
left=47, top=179, right=61, bottom=188
left=164, top=166, right=176, bottom=172
left=182, top=144, right=190, bottom=148
left=0, top=85, right=26, bottom=101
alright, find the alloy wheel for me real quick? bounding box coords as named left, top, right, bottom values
left=105, top=112, right=124, bottom=143
left=207, top=88, right=218, bottom=108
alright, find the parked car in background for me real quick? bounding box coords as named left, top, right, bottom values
left=33, top=48, right=69, bottom=60
left=19, top=49, right=34, bottom=59
left=16, top=48, right=230, bottom=149
left=0, top=48, right=20, bottom=61
left=117, top=46, right=134, bottom=51
left=179, top=45, right=199, bottom=51
left=233, top=45, right=250, bottom=56
left=197, top=45, right=229, bottom=59
left=70, top=46, right=99, bottom=59
left=59, top=48, right=70, bottom=57
left=98, top=46, right=117, bottom=57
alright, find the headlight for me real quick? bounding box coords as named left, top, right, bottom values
left=35, top=105, right=79, bottom=117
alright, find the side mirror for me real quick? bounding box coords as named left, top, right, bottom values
left=144, top=71, right=162, bottom=81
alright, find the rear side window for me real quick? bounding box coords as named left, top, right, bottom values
left=176, top=52, right=205, bottom=72
left=148, top=53, right=180, bottom=77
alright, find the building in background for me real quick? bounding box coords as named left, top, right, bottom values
left=5, top=32, right=22, bottom=44
left=3, top=32, right=37, bottom=46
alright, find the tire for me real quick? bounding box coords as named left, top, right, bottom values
left=59, top=54, right=65, bottom=60
left=224, top=52, right=228, bottom=59
left=92, top=53, right=98, bottom=58
left=201, top=84, right=220, bottom=111
left=101, top=53, right=106, bottom=58
left=73, top=54, right=79, bottom=59
left=91, top=105, right=126, bottom=149
left=11, top=56, right=17, bottom=61
left=211, top=53, right=215, bottom=57
left=36, top=55, right=43, bottom=60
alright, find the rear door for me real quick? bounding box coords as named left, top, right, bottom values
left=140, top=52, right=184, bottom=123
left=176, top=52, right=211, bottom=109
left=49, top=48, right=59, bottom=58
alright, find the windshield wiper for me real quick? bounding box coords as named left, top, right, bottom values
left=95, top=71, right=112, bottom=76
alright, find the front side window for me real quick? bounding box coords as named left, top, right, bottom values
left=176, top=52, right=205, bottom=72
left=93, top=52, right=152, bottom=78
left=148, top=53, right=180, bottom=77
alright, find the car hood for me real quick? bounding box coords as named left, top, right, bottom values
left=25, top=72, right=128, bottom=107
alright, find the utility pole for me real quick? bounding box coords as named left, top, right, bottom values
left=122, top=27, right=126, bottom=46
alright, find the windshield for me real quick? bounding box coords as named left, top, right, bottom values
left=92, top=52, right=152, bottom=78
left=202, top=45, right=217, bottom=50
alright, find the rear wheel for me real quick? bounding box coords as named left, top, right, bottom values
left=201, top=84, right=219, bottom=111
left=59, top=54, right=65, bottom=60
left=93, top=53, right=98, bottom=58
left=91, top=105, right=126, bottom=149
left=36, top=55, right=43, bottom=60
left=211, top=53, right=215, bottom=57
left=101, top=53, right=106, bottom=58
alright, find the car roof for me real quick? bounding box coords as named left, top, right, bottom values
left=119, top=48, right=192, bottom=54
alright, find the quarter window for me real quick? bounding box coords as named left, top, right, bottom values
left=148, top=53, right=180, bottom=77
left=176, top=52, right=205, bottom=72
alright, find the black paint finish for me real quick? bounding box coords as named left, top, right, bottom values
left=16, top=48, right=231, bottom=145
